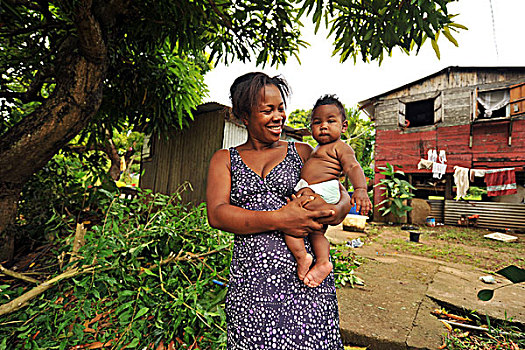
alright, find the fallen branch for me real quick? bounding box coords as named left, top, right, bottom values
left=0, top=266, right=97, bottom=317
left=0, top=264, right=39, bottom=284
left=70, top=223, right=87, bottom=263
left=443, top=320, right=525, bottom=338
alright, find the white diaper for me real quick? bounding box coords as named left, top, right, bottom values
left=294, top=179, right=341, bottom=204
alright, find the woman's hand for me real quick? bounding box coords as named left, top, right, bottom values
left=313, top=185, right=352, bottom=225
left=278, top=195, right=335, bottom=238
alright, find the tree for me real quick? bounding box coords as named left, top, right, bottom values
left=0, top=0, right=462, bottom=260
left=287, top=106, right=375, bottom=171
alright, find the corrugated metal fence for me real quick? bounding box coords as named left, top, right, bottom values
left=439, top=200, right=525, bottom=229
left=428, top=200, right=445, bottom=223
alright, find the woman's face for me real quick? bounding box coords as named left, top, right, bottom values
left=244, top=84, right=286, bottom=144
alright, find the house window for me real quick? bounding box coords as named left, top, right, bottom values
left=405, top=99, right=435, bottom=127
left=476, top=89, right=510, bottom=119
left=398, top=93, right=442, bottom=128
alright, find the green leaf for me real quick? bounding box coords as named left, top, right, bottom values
left=477, top=289, right=494, bottom=301
left=442, top=27, right=458, bottom=47
left=127, top=338, right=140, bottom=347
left=135, top=307, right=150, bottom=319
left=448, top=22, right=468, bottom=30
left=496, top=265, right=525, bottom=283
left=431, top=38, right=440, bottom=60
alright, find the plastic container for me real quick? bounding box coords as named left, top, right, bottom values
left=348, top=191, right=361, bottom=215
left=409, top=231, right=421, bottom=242
left=426, top=216, right=436, bottom=227
left=342, top=214, right=367, bottom=232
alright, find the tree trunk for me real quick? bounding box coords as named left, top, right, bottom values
left=105, top=138, right=122, bottom=181
left=0, top=2, right=108, bottom=260
left=0, top=186, right=20, bottom=262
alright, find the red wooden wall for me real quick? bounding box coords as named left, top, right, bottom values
left=373, top=119, right=525, bottom=218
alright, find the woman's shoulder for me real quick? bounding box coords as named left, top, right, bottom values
left=291, top=141, right=313, bottom=162
left=210, top=148, right=231, bottom=165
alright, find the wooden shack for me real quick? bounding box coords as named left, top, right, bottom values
left=140, top=102, right=306, bottom=204
left=359, top=66, right=525, bottom=229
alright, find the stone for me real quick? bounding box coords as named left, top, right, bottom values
left=409, top=198, right=431, bottom=224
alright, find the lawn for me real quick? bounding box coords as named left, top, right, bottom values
left=365, top=224, right=524, bottom=271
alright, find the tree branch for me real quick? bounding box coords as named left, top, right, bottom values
left=0, top=23, right=63, bottom=38
left=0, top=266, right=99, bottom=317
left=0, top=264, right=39, bottom=284
left=0, top=91, right=45, bottom=103
left=207, top=0, right=232, bottom=29
left=6, top=0, right=42, bottom=12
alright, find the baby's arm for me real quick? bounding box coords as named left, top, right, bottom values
left=336, top=142, right=372, bottom=215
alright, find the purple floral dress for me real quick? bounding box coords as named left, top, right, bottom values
left=226, top=142, right=343, bottom=349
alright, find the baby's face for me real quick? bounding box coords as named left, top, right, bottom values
left=310, top=104, right=347, bottom=145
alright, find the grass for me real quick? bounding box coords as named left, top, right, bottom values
left=374, top=225, right=523, bottom=270
left=438, top=309, right=525, bottom=349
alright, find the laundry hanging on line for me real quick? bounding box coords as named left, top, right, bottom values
left=432, top=162, right=447, bottom=179
left=469, top=169, right=487, bottom=182
left=453, top=166, right=470, bottom=200
left=484, top=168, right=518, bottom=196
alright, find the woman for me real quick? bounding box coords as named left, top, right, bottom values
left=206, top=72, right=350, bottom=349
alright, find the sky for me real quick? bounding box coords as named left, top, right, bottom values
left=203, top=0, right=525, bottom=113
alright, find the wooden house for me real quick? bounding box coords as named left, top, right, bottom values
left=359, top=66, right=525, bottom=229
left=139, top=102, right=307, bottom=204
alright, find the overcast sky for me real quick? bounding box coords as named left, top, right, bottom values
left=203, top=0, right=524, bottom=113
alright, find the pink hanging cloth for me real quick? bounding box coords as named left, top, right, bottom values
left=484, top=168, right=518, bottom=196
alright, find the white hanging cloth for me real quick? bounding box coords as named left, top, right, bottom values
left=476, top=90, right=509, bottom=118
left=454, top=166, right=470, bottom=200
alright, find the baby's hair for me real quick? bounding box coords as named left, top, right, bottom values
left=230, top=72, right=291, bottom=120
left=311, top=94, right=347, bottom=121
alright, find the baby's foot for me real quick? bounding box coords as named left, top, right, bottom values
left=296, top=253, right=313, bottom=281
left=303, top=260, right=333, bottom=288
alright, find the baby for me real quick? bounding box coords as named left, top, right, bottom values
left=286, top=94, right=372, bottom=288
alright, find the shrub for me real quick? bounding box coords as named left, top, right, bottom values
left=0, top=187, right=232, bottom=349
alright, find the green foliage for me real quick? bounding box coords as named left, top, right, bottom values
left=17, top=151, right=115, bottom=243
left=0, top=0, right=465, bottom=140
left=331, top=248, right=363, bottom=288
left=286, top=106, right=375, bottom=170
left=312, top=0, right=465, bottom=63
left=375, top=163, right=416, bottom=219
left=441, top=309, right=524, bottom=349
left=341, top=107, right=375, bottom=175
left=0, top=188, right=232, bottom=349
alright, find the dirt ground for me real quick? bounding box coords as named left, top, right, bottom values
left=362, top=223, right=524, bottom=271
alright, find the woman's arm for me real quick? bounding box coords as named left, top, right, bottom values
left=206, top=149, right=334, bottom=237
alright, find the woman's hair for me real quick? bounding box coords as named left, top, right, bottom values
left=311, top=94, right=347, bottom=121
left=229, top=72, right=291, bottom=119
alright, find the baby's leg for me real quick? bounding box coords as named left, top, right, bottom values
left=303, top=228, right=333, bottom=288
left=284, top=235, right=313, bottom=281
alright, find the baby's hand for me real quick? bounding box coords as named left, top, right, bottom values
left=351, top=188, right=372, bottom=216
left=296, top=187, right=316, bottom=198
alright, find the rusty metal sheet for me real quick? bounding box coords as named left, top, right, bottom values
left=444, top=200, right=525, bottom=229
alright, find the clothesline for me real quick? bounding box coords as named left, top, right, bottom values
left=415, top=150, right=518, bottom=199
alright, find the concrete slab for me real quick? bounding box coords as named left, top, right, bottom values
left=326, top=224, right=366, bottom=245
left=405, top=298, right=446, bottom=350
left=426, top=265, right=525, bottom=325
left=337, top=256, right=441, bottom=350
left=330, top=223, right=525, bottom=349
